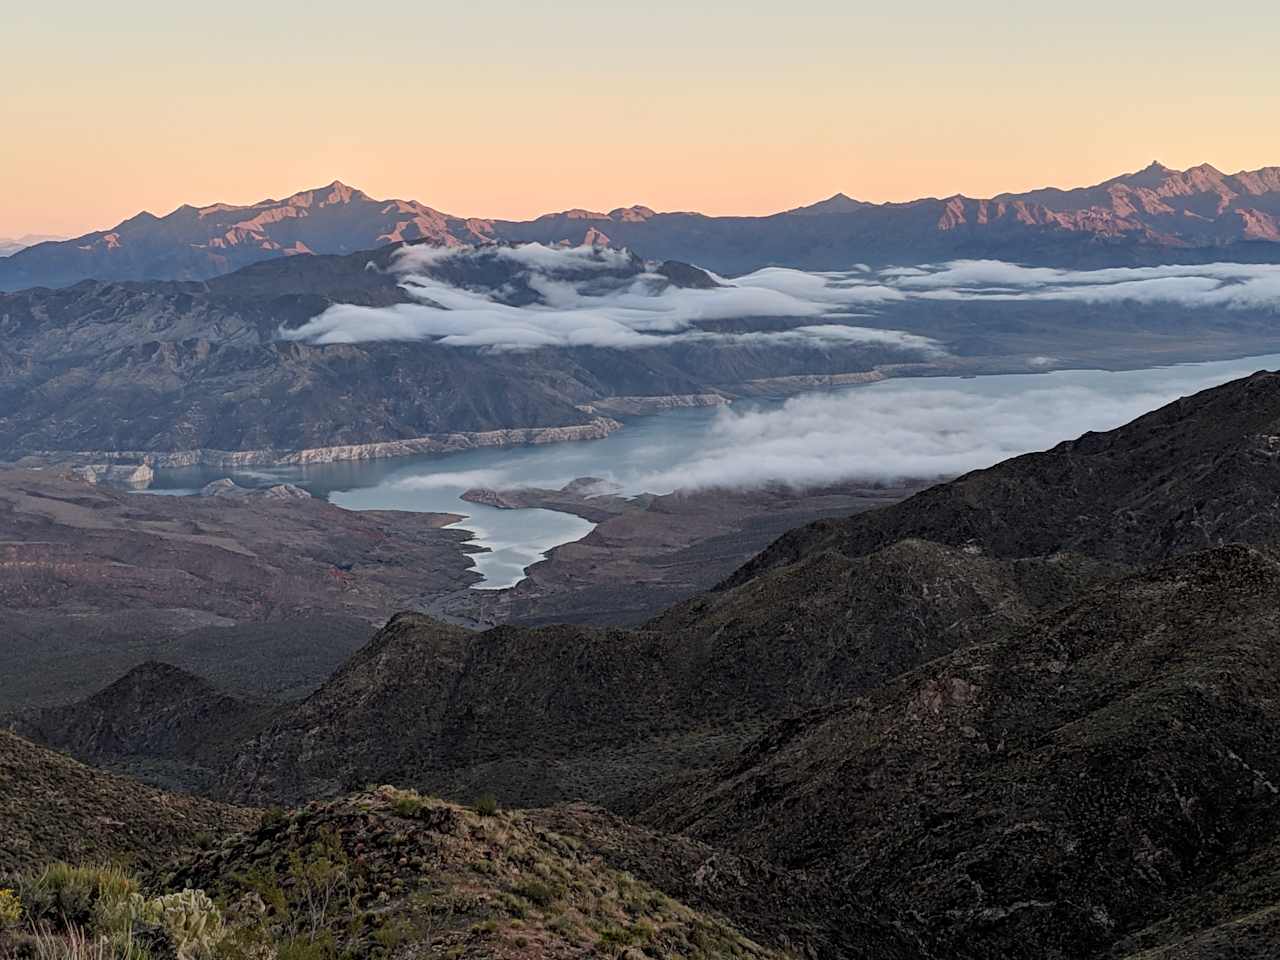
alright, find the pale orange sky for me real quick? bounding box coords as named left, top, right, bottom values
left=3, top=1, right=1279, bottom=238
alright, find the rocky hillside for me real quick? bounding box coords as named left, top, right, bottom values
left=158, top=785, right=820, bottom=960
left=10, top=661, right=278, bottom=794
left=642, top=544, right=1280, bottom=960
left=0, top=729, right=253, bottom=872
left=224, top=539, right=1113, bottom=807
left=5, top=163, right=1279, bottom=289
left=0, top=242, right=932, bottom=460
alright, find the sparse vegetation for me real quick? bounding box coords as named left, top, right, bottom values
left=0, top=863, right=228, bottom=960
left=0, top=889, right=21, bottom=930
left=472, top=794, right=498, bottom=818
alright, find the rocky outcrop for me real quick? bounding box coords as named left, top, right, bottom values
left=67, top=462, right=154, bottom=489
left=198, top=479, right=311, bottom=500
left=36, top=418, right=624, bottom=472
left=576, top=394, right=729, bottom=416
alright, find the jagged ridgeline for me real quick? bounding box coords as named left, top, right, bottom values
left=5, top=372, right=1280, bottom=958
left=4, top=164, right=1280, bottom=291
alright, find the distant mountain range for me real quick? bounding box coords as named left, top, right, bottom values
left=0, top=234, right=63, bottom=258
left=3, top=162, right=1280, bottom=290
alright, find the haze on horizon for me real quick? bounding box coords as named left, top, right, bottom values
left=4, top=0, right=1279, bottom=238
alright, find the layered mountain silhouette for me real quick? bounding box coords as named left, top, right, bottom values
left=15, top=369, right=1280, bottom=957
left=4, top=162, right=1280, bottom=290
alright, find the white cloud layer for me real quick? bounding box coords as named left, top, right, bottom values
left=282, top=243, right=937, bottom=353
left=284, top=246, right=1280, bottom=354
left=878, top=259, right=1280, bottom=307
left=634, top=360, right=1263, bottom=491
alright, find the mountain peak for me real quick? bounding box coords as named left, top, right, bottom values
left=281, top=180, right=366, bottom=208
left=791, top=192, right=866, bottom=215
left=608, top=205, right=656, bottom=222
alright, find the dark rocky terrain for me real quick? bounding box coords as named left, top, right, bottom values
left=224, top=535, right=1116, bottom=808
left=10, top=661, right=278, bottom=794
left=4, top=163, right=1279, bottom=290
left=644, top=544, right=1280, bottom=960
left=0, top=729, right=253, bottom=872
left=8, top=371, right=1280, bottom=958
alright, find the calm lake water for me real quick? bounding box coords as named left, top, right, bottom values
left=150, top=353, right=1280, bottom=588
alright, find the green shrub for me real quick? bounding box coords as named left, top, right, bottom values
left=391, top=794, right=425, bottom=819
left=258, top=806, right=288, bottom=831
left=18, top=863, right=138, bottom=928
left=596, top=923, right=637, bottom=946
left=473, top=794, right=499, bottom=817
left=0, top=887, right=22, bottom=929
left=275, top=931, right=338, bottom=960
left=511, top=879, right=559, bottom=909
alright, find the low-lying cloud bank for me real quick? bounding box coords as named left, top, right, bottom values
left=281, top=245, right=1280, bottom=353
left=634, top=359, right=1267, bottom=491
left=281, top=244, right=936, bottom=353
left=877, top=259, right=1280, bottom=307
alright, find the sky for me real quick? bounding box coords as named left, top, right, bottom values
left=3, top=1, right=1279, bottom=238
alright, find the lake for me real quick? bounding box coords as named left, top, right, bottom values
left=150, top=352, right=1280, bottom=588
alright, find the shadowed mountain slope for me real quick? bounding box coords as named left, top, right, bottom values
left=10, top=661, right=278, bottom=794
left=0, top=729, right=254, bottom=872
left=642, top=545, right=1280, bottom=960
left=224, top=541, right=1114, bottom=807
